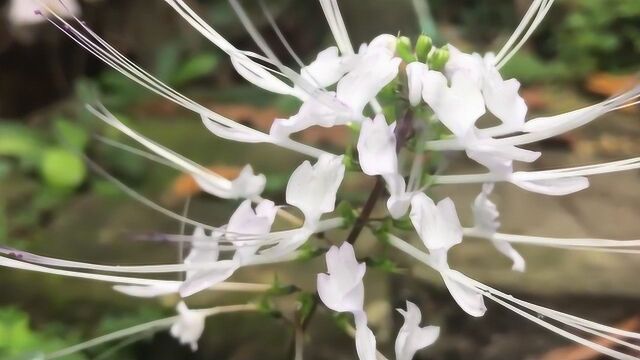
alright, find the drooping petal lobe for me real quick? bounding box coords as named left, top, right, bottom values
left=357, top=115, right=398, bottom=176
left=395, top=301, right=440, bottom=360
left=170, top=302, right=206, bottom=351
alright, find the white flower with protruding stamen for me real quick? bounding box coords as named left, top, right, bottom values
left=409, top=194, right=487, bottom=317
left=170, top=302, right=206, bottom=352
left=395, top=301, right=440, bottom=360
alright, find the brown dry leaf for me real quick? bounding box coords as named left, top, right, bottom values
left=168, top=165, right=242, bottom=201
left=539, top=315, right=640, bottom=360
left=521, top=86, right=548, bottom=111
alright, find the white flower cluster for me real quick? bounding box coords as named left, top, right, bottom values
left=2, top=0, right=640, bottom=359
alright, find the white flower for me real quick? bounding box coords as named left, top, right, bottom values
left=410, top=194, right=463, bottom=252
left=299, top=46, right=354, bottom=88
left=8, top=0, right=81, bottom=27
left=270, top=35, right=400, bottom=139
left=286, top=154, right=345, bottom=229
left=472, top=184, right=525, bottom=272
left=410, top=194, right=487, bottom=317
left=336, top=44, right=400, bottom=116
left=445, top=47, right=527, bottom=133
left=227, top=199, right=278, bottom=262
left=357, top=114, right=397, bottom=176
left=170, top=302, right=206, bottom=352
left=317, top=242, right=365, bottom=313
left=395, top=301, right=440, bottom=360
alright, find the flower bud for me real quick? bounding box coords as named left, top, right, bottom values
left=428, top=46, right=449, bottom=71
left=395, top=36, right=416, bottom=63
left=415, top=34, right=433, bottom=63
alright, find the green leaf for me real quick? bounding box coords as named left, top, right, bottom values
left=172, top=53, right=219, bottom=86
left=39, top=148, right=87, bottom=188
left=54, top=119, right=89, bottom=151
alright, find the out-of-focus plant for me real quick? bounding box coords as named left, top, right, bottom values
left=0, top=307, right=85, bottom=360
left=1, top=1, right=640, bottom=360
left=553, top=0, right=640, bottom=77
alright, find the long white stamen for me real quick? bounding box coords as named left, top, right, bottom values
left=0, top=255, right=266, bottom=293
left=45, top=304, right=258, bottom=359
left=496, top=0, right=555, bottom=69
left=433, top=157, right=640, bottom=185
left=465, top=229, right=640, bottom=249
left=85, top=157, right=222, bottom=232
left=318, top=0, right=354, bottom=55
left=0, top=248, right=298, bottom=274
left=41, top=3, right=326, bottom=158
left=494, top=0, right=544, bottom=62
left=388, top=236, right=640, bottom=359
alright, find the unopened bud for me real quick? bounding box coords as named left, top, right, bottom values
left=415, top=34, right=433, bottom=63
left=395, top=36, right=415, bottom=63
left=428, top=46, right=450, bottom=71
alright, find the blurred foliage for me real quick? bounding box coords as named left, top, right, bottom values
left=552, top=0, right=640, bottom=77
left=0, top=307, right=85, bottom=360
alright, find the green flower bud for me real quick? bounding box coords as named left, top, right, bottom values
left=395, top=36, right=416, bottom=63
left=428, top=46, right=450, bottom=71
left=415, top=34, right=433, bottom=63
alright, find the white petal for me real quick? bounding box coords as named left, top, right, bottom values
left=483, top=77, right=527, bottom=133
left=113, top=283, right=180, bottom=298
left=354, top=311, right=377, bottom=360
left=336, top=48, right=401, bottom=115
left=171, top=302, right=206, bottom=352
left=357, top=115, right=398, bottom=176
left=395, top=301, right=440, bottom=360
left=523, top=104, right=598, bottom=133
left=286, top=154, right=345, bottom=228
left=300, top=46, right=352, bottom=88
left=9, top=0, right=81, bottom=27
left=179, top=259, right=241, bottom=298
left=201, top=114, right=272, bottom=143
left=269, top=93, right=348, bottom=139
left=512, top=176, right=590, bottom=196
left=492, top=239, right=526, bottom=272
left=368, top=34, right=398, bottom=53
left=422, top=71, right=485, bottom=138
left=410, top=194, right=463, bottom=251
left=317, top=243, right=366, bottom=313
left=382, top=173, right=412, bottom=219
left=444, top=45, right=484, bottom=86
left=229, top=165, right=266, bottom=199
left=442, top=271, right=487, bottom=317
left=406, top=62, right=428, bottom=106
left=472, top=183, right=500, bottom=235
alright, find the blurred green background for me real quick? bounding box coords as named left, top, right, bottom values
left=0, top=0, right=639, bottom=359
